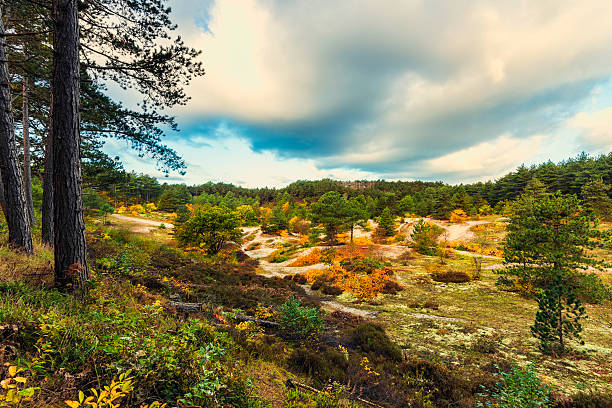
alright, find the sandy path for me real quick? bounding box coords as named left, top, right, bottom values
left=110, top=214, right=174, bottom=233
left=400, top=218, right=490, bottom=242
left=241, top=228, right=379, bottom=317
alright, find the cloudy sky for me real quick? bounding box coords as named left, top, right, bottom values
left=104, top=0, right=612, bottom=187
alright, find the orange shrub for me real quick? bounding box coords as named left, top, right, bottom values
left=289, top=216, right=311, bottom=234
left=304, top=263, right=403, bottom=301
left=336, top=232, right=350, bottom=244
left=289, top=248, right=323, bottom=266
left=449, top=209, right=469, bottom=223
left=353, top=236, right=374, bottom=246
left=129, top=204, right=145, bottom=214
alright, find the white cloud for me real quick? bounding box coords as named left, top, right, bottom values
left=423, top=134, right=548, bottom=182
left=569, top=108, right=612, bottom=151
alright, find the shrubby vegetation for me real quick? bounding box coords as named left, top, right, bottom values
left=175, top=207, right=242, bottom=254
left=477, top=363, right=553, bottom=408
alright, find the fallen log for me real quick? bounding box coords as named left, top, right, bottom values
left=166, top=301, right=202, bottom=313
left=233, top=314, right=279, bottom=328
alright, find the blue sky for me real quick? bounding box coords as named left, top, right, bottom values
left=103, top=0, right=612, bottom=187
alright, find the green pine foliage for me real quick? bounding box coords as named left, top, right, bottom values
left=262, top=205, right=289, bottom=234
left=501, top=191, right=610, bottom=354
left=410, top=219, right=443, bottom=255
left=581, top=178, right=612, bottom=221
left=277, top=298, right=324, bottom=339
left=309, top=192, right=351, bottom=245
left=531, top=283, right=586, bottom=356
left=377, top=207, right=396, bottom=236
left=157, top=185, right=192, bottom=212
left=175, top=207, right=241, bottom=254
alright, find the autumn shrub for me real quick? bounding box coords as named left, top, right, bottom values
left=288, top=216, right=311, bottom=235
left=450, top=209, right=469, bottom=223
left=340, top=256, right=386, bottom=274
left=352, top=236, right=374, bottom=246
left=267, top=250, right=290, bottom=263
left=310, top=278, right=325, bottom=291
left=446, top=240, right=504, bottom=257
left=289, top=248, right=322, bottom=266
left=245, top=242, right=261, bottom=251
left=128, top=204, right=146, bottom=215
left=305, top=265, right=403, bottom=301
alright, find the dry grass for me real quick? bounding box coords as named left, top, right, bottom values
left=0, top=239, right=54, bottom=286
left=357, top=250, right=612, bottom=394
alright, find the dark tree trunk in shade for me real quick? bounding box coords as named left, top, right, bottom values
left=22, top=76, right=35, bottom=226
left=0, top=11, right=33, bottom=254
left=41, top=99, right=54, bottom=247
left=52, top=0, right=88, bottom=289
left=0, top=173, right=6, bottom=214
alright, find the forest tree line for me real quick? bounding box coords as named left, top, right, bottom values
left=87, top=151, right=612, bottom=222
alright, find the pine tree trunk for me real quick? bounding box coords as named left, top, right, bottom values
left=558, top=292, right=564, bottom=353
left=0, top=12, right=33, bottom=254
left=350, top=224, right=354, bottom=243
left=22, top=76, right=35, bottom=226
left=41, top=98, right=54, bottom=247
left=52, top=0, right=88, bottom=289
left=0, top=174, right=6, bottom=214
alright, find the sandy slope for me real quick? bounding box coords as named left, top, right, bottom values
left=110, top=214, right=174, bottom=233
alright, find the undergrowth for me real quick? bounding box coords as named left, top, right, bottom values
left=0, top=221, right=608, bottom=407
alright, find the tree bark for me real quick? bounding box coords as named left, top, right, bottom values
left=52, top=0, right=88, bottom=289
left=41, top=97, right=53, bottom=247
left=0, top=172, right=6, bottom=214
left=22, top=75, right=35, bottom=226
left=0, top=10, right=33, bottom=254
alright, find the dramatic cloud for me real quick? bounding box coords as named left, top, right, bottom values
left=103, top=124, right=377, bottom=187
left=109, top=0, right=612, bottom=185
